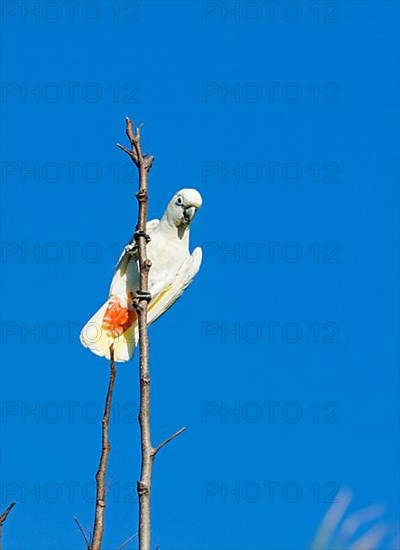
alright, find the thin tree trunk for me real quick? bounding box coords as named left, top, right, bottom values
left=118, top=117, right=154, bottom=549
left=118, top=117, right=185, bottom=550
left=133, top=148, right=152, bottom=548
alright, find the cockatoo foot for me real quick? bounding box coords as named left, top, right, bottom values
left=135, top=290, right=152, bottom=302
left=134, top=230, right=151, bottom=243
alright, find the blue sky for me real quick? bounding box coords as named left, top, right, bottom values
left=1, top=1, right=399, bottom=549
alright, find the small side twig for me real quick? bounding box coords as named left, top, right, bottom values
left=74, top=516, right=90, bottom=549
left=152, top=427, right=186, bottom=457
left=116, top=532, right=138, bottom=550
left=0, top=502, right=16, bottom=550
left=117, top=117, right=154, bottom=172
left=89, top=345, right=117, bottom=550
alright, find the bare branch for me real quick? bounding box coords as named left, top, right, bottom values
left=119, top=116, right=154, bottom=550
left=89, top=345, right=117, bottom=550
left=152, top=427, right=186, bottom=457
left=0, top=502, right=16, bottom=526
left=118, top=116, right=154, bottom=172
left=120, top=116, right=186, bottom=549
left=116, top=532, right=138, bottom=550
left=0, top=502, right=16, bottom=550
left=73, top=516, right=90, bottom=549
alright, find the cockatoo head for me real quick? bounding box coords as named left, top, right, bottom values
left=165, top=188, right=202, bottom=228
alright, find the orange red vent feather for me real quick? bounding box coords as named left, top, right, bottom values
left=102, top=295, right=137, bottom=337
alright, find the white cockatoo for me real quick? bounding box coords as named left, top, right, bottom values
left=80, top=188, right=202, bottom=362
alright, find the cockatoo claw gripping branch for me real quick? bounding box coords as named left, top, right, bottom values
left=135, top=290, right=152, bottom=302
left=134, top=230, right=151, bottom=243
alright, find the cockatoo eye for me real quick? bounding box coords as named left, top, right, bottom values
left=176, top=197, right=183, bottom=206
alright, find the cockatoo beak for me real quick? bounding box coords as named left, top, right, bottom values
left=184, top=206, right=196, bottom=222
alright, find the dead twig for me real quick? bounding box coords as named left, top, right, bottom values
left=152, top=427, right=186, bottom=457
left=74, top=516, right=90, bottom=549
left=116, top=532, right=138, bottom=550
left=89, top=345, right=117, bottom=550
left=0, top=502, right=16, bottom=550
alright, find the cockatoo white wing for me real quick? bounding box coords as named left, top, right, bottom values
left=119, top=245, right=202, bottom=331
left=109, top=219, right=159, bottom=297
left=83, top=247, right=202, bottom=363
left=113, top=219, right=160, bottom=281
left=147, top=246, right=202, bottom=325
